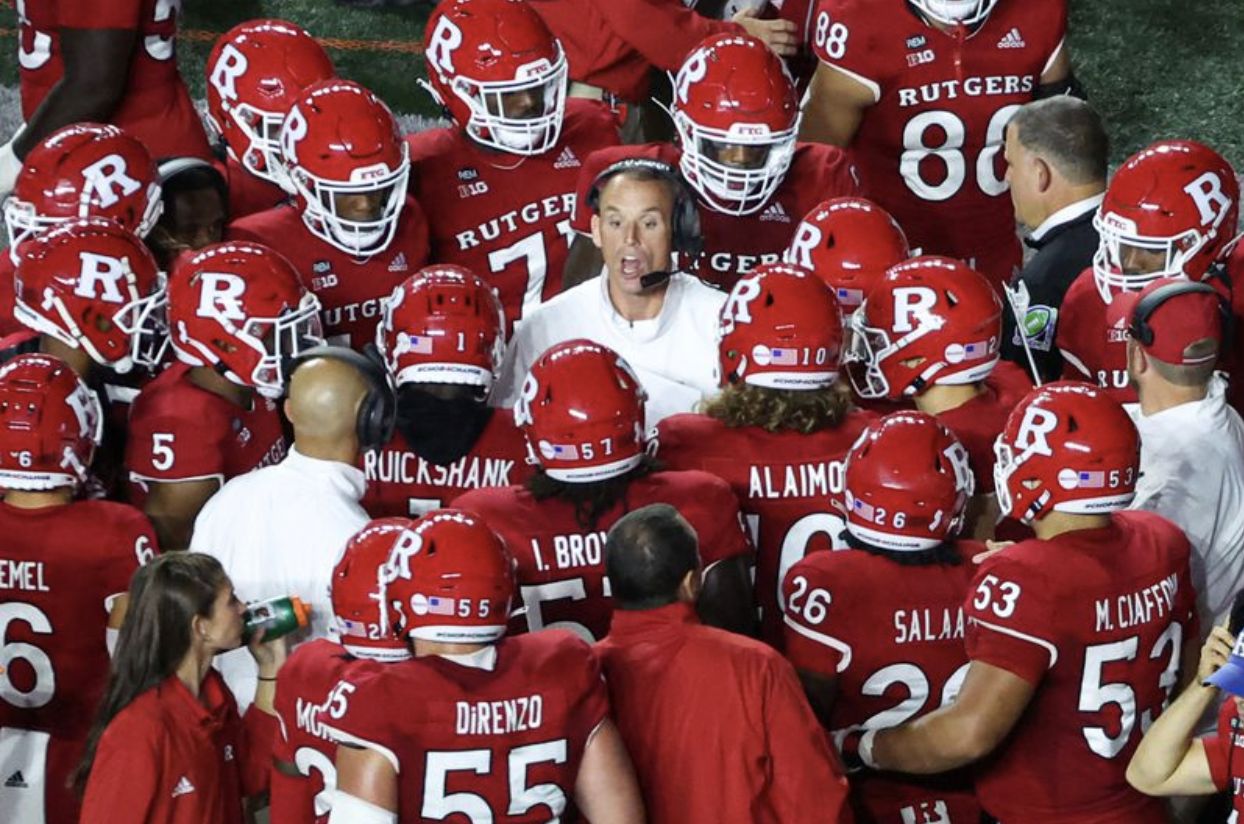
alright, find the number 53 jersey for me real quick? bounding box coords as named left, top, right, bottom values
left=325, top=631, right=608, bottom=824
left=965, top=509, right=1197, bottom=824
left=810, top=0, right=1067, bottom=289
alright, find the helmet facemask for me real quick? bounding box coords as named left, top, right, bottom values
left=229, top=102, right=295, bottom=191
left=676, top=114, right=798, bottom=216
left=290, top=157, right=410, bottom=259
left=910, top=0, right=999, bottom=27
left=1092, top=209, right=1203, bottom=303
left=448, top=51, right=568, bottom=156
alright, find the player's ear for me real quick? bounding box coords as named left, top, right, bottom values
left=590, top=214, right=603, bottom=250
left=1036, top=156, right=1053, bottom=194
left=677, top=568, right=701, bottom=605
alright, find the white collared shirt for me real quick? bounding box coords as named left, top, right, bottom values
left=1029, top=193, right=1105, bottom=243
left=1130, top=375, right=1244, bottom=631
left=191, top=446, right=370, bottom=709
left=496, top=272, right=726, bottom=426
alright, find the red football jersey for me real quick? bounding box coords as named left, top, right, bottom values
left=361, top=411, right=533, bottom=519
left=1055, top=268, right=1135, bottom=404
left=571, top=141, right=859, bottom=291
left=0, top=499, right=155, bottom=824
left=125, top=363, right=288, bottom=507
left=217, top=156, right=289, bottom=222
left=654, top=410, right=875, bottom=646
left=18, top=0, right=211, bottom=159
left=271, top=640, right=386, bottom=824
left=811, top=0, right=1066, bottom=288
left=325, top=632, right=609, bottom=824
left=934, top=360, right=1032, bottom=495
left=453, top=470, right=755, bottom=642
left=227, top=200, right=430, bottom=349
left=407, top=100, right=620, bottom=334
left=782, top=543, right=981, bottom=824
left=1203, top=698, right=1244, bottom=818
left=965, top=510, right=1196, bottom=823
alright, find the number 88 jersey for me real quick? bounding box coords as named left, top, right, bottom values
left=809, top=0, right=1066, bottom=289
left=964, top=509, right=1197, bottom=823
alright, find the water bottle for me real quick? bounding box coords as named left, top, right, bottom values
left=242, top=596, right=311, bottom=643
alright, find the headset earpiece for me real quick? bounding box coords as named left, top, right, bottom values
left=1128, top=280, right=1225, bottom=347
left=291, top=344, right=397, bottom=454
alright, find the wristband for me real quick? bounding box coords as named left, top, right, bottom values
left=858, top=728, right=879, bottom=770
left=257, top=676, right=278, bottom=682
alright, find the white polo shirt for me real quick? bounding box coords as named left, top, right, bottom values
left=1130, top=375, right=1244, bottom=631
left=190, top=446, right=370, bottom=709
left=496, top=272, right=726, bottom=426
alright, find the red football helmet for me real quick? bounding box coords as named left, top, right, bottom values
left=514, top=339, right=647, bottom=482
left=331, top=518, right=418, bottom=662
left=380, top=509, right=516, bottom=644
left=280, top=80, right=410, bottom=258
left=422, top=0, right=568, bottom=156
left=14, top=217, right=166, bottom=373
left=909, top=0, right=999, bottom=26
left=376, top=265, right=506, bottom=390
left=4, top=123, right=162, bottom=261
left=0, top=354, right=103, bottom=491
left=1094, top=140, right=1241, bottom=303
left=168, top=241, right=324, bottom=398
left=672, top=33, right=799, bottom=216
left=783, top=198, right=911, bottom=311
left=844, top=411, right=974, bottom=552
left=994, top=382, right=1139, bottom=523
left=846, top=256, right=1002, bottom=400
left=206, top=19, right=336, bottom=189
left=718, top=262, right=843, bottom=390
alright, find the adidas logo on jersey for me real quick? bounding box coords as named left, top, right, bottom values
left=759, top=202, right=791, bottom=223
left=172, top=776, right=196, bottom=798
left=4, top=770, right=27, bottom=789
left=553, top=147, right=580, bottom=170
left=997, top=28, right=1026, bottom=49
left=389, top=252, right=409, bottom=273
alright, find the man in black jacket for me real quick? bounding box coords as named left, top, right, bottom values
left=1001, top=97, right=1109, bottom=383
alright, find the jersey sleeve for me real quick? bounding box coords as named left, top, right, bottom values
left=680, top=473, right=755, bottom=566
left=126, top=402, right=228, bottom=484
left=1203, top=698, right=1237, bottom=792
left=322, top=670, right=400, bottom=770
left=79, top=712, right=161, bottom=824
left=781, top=557, right=850, bottom=676
left=964, top=553, right=1058, bottom=685
left=809, top=0, right=887, bottom=93
left=597, top=0, right=744, bottom=71
left=103, top=509, right=158, bottom=603
left=650, top=415, right=707, bottom=472
left=552, top=634, right=611, bottom=746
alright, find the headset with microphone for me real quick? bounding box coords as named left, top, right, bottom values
left=290, top=344, right=397, bottom=454
left=585, top=156, right=703, bottom=288
left=1127, top=279, right=1231, bottom=351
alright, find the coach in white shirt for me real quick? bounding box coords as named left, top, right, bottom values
left=496, top=157, right=725, bottom=425
left=191, top=352, right=380, bottom=708
left=1117, top=278, right=1244, bottom=633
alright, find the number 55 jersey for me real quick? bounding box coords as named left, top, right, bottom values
left=965, top=509, right=1197, bottom=824
left=810, top=0, right=1066, bottom=289
left=325, top=631, right=608, bottom=824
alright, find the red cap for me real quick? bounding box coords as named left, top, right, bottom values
left=1110, top=278, right=1222, bottom=366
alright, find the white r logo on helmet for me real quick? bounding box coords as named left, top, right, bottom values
left=784, top=222, right=820, bottom=270
left=210, top=43, right=248, bottom=101
left=1184, top=171, right=1231, bottom=227
left=73, top=253, right=128, bottom=303
left=281, top=104, right=308, bottom=165
left=426, top=16, right=464, bottom=75
left=942, top=440, right=974, bottom=493
left=513, top=371, right=539, bottom=428
left=197, top=272, right=247, bottom=320
left=675, top=49, right=708, bottom=103
left=892, top=286, right=937, bottom=333
left=382, top=529, right=423, bottom=583
left=1014, top=406, right=1058, bottom=457
left=81, top=155, right=141, bottom=208
left=720, top=276, right=764, bottom=336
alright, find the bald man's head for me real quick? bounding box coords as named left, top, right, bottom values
left=285, top=356, right=370, bottom=460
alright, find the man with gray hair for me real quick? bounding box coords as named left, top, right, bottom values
left=595, top=504, right=850, bottom=823
left=1001, top=97, right=1109, bottom=382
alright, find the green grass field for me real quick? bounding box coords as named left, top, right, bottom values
left=2, top=0, right=1242, bottom=167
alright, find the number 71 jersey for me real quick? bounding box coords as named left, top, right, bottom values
left=405, top=99, right=621, bottom=335
left=965, top=509, right=1197, bottom=824
left=811, top=0, right=1066, bottom=289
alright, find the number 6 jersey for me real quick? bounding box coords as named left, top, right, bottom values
left=965, top=509, right=1197, bottom=824
left=810, top=0, right=1067, bottom=289
left=325, top=631, right=608, bottom=824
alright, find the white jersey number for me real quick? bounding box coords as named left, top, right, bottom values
left=487, top=220, right=575, bottom=321
left=1079, top=623, right=1182, bottom=759
left=423, top=741, right=569, bottom=822
left=0, top=602, right=56, bottom=709
left=900, top=104, right=1021, bottom=202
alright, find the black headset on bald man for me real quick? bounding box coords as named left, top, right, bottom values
left=585, top=157, right=703, bottom=287
left=290, top=345, right=397, bottom=455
